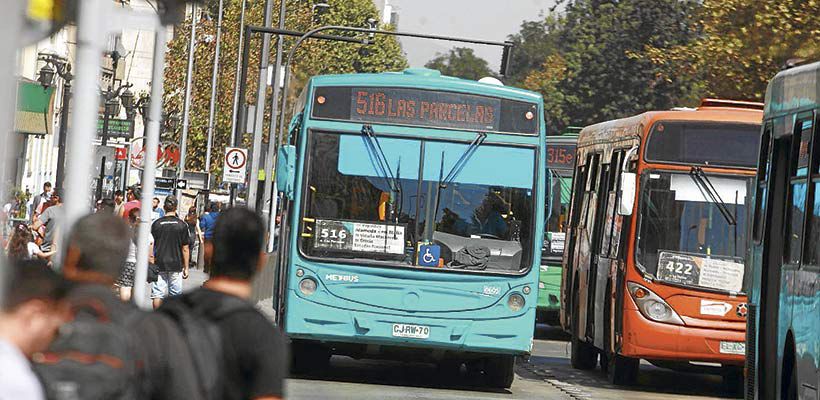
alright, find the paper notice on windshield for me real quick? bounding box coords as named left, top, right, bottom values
left=314, top=219, right=405, bottom=255
left=657, top=251, right=744, bottom=292
left=548, top=232, right=566, bottom=254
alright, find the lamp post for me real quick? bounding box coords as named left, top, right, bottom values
left=37, top=53, right=73, bottom=195
left=96, top=82, right=135, bottom=200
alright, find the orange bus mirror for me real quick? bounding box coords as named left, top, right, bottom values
left=618, top=172, right=636, bottom=216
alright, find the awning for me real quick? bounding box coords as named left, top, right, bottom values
left=15, top=78, right=55, bottom=135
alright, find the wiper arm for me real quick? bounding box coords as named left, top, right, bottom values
left=361, top=125, right=402, bottom=223
left=689, top=167, right=737, bottom=226
left=430, top=132, right=487, bottom=239
left=440, top=132, right=487, bottom=189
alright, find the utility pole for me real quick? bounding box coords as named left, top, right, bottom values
left=237, top=0, right=274, bottom=209
left=261, top=0, right=288, bottom=227
left=229, top=0, right=248, bottom=146
left=204, top=0, right=225, bottom=188
left=178, top=3, right=198, bottom=203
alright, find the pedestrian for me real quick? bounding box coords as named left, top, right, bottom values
left=184, top=206, right=202, bottom=270
left=30, top=182, right=51, bottom=222
left=150, top=196, right=190, bottom=309
left=120, top=186, right=141, bottom=219
left=152, top=197, right=166, bottom=221
left=30, top=190, right=62, bottom=255
left=6, top=223, right=52, bottom=260
left=0, top=259, right=69, bottom=400
left=160, top=207, right=287, bottom=400
left=199, top=202, right=220, bottom=274
left=95, top=197, right=116, bottom=214
left=115, top=207, right=155, bottom=302
left=113, top=189, right=125, bottom=216
left=33, top=213, right=202, bottom=399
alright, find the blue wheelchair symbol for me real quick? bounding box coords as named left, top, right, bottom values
left=418, top=244, right=440, bottom=267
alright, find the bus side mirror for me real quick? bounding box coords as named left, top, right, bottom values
left=618, top=172, right=636, bottom=216
left=277, top=145, right=296, bottom=200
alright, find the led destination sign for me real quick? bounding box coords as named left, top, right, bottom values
left=351, top=88, right=500, bottom=130
left=312, top=86, right=538, bottom=135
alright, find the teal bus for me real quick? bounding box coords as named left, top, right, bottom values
left=273, top=68, right=546, bottom=388
left=537, top=129, right=579, bottom=325
left=746, top=61, right=820, bottom=400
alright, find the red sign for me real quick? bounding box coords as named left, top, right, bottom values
left=115, top=147, right=128, bottom=161
left=129, top=137, right=181, bottom=170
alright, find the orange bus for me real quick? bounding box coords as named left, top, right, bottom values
left=560, top=99, right=763, bottom=389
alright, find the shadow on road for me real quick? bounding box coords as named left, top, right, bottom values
left=527, top=353, right=742, bottom=399
left=290, top=356, right=515, bottom=394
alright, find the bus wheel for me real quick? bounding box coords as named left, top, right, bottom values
left=721, top=367, right=743, bottom=397
left=570, top=291, right=597, bottom=370
left=484, top=355, right=515, bottom=389
left=606, top=353, right=639, bottom=386
left=290, top=341, right=331, bottom=376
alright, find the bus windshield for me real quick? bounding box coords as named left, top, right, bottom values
left=636, top=171, right=751, bottom=293
left=543, top=169, right=573, bottom=259
left=300, top=130, right=536, bottom=274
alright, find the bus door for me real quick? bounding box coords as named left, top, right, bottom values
left=592, top=150, right=625, bottom=350
left=579, top=152, right=608, bottom=340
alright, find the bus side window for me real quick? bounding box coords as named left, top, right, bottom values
left=802, top=113, right=820, bottom=267
left=784, top=116, right=812, bottom=264
left=601, top=151, right=624, bottom=258
left=582, top=154, right=601, bottom=230
left=570, top=162, right=587, bottom=230
left=753, top=125, right=772, bottom=243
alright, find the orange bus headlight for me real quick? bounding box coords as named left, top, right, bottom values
left=627, top=282, right=684, bottom=326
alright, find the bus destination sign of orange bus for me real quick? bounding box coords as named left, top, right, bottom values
left=349, top=88, right=501, bottom=131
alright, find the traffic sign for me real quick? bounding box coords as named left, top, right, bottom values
left=155, top=177, right=176, bottom=191
left=223, top=147, right=248, bottom=184
left=176, top=179, right=188, bottom=190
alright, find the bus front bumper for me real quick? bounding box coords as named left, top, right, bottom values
left=621, top=307, right=745, bottom=365
left=285, top=295, right=534, bottom=356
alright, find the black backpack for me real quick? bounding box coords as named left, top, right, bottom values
left=158, top=291, right=253, bottom=400
left=34, top=297, right=144, bottom=400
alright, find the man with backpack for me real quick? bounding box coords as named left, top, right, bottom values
left=160, top=207, right=287, bottom=400
left=34, top=213, right=202, bottom=399
left=0, top=259, right=68, bottom=400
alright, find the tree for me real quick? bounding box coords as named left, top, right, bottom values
left=519, top=0, right=701, bottom=133
left=505, top=16, right=562, bottom=86
left=424, top=47, right=494, bottom=81
left=645, top=0, right=820, bottom=100
left=162, top=0, right=408, bottom=181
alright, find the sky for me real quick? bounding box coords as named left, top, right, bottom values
left=388, top=0, right=559, bottom=71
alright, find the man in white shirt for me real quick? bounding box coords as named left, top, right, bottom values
left=0, top=259, right=68, bottom=400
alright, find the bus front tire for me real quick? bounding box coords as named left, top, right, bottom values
left=290, top=341, right=331, bottom=376
left=484, top=355, right=515, bottom=389
left=606, top=353, right=639, bottom=385
left=721, top=367, right=743, bottom=397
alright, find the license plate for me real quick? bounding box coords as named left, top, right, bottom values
left=719, top=341, right=745, bottom=355
left=392, top=323, right=430, bottom=339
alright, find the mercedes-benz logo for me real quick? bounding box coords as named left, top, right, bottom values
left=736, top=303, right=748, bottom=318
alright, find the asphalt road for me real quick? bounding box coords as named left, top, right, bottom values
left=285, top=324, right=741, bottom=400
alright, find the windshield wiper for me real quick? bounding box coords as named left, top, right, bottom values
left=361, top=125, right=402, bottom=223
left=689, top=167, right=737, bottom=226
left=429, top=132, right=487, bottom=240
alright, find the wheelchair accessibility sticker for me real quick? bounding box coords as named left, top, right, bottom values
left=417, top=244, right=441, bottom=267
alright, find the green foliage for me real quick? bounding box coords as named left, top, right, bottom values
left=645, top=0, right=820, bottom=100
left=518, top=0, right=701, bottom=134
left=424, top=47, right=493, bottom=81
left=162, top=0, right=407, bottom=180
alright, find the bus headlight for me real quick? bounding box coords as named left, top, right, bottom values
left=627, top=282, right=684, bottom=325
left=299, top=278, right=317, bottom=295
left=507, top=293, right=525, bottom=311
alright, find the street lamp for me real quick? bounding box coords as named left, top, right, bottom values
left=37, top=52, right=73, bottom=194
left=120, top=87, right=136, bottom=119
